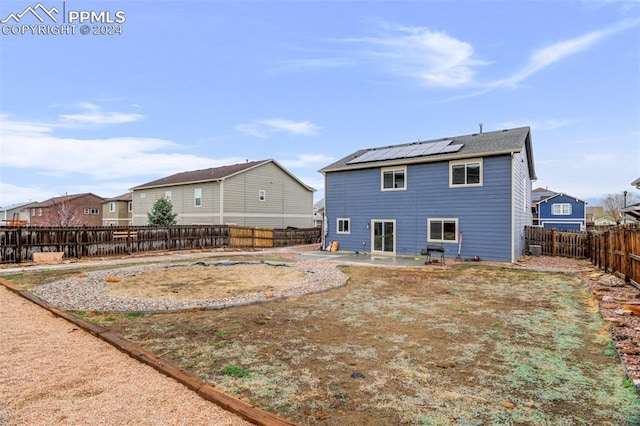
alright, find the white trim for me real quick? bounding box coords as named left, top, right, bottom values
left=258, top=189, right=266, bottom=202
left=380, top=166, right=407, bottom=191
left=449, top=158, right=483, bottom=187
left=336, top=217, right=350, bottom=234
left=194, top=188, right=202, bottom=207
left=427, top=218, right=459, bottom=243
left=370, top=219, right=396, bottom=255
left=552, top=203, right=571, bottom=215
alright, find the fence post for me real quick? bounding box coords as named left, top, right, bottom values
left=16, top=227, right=22, bottom=264
left=623, top=227, right=629, bottom=283
left=551, top=229, right=557, bottom=257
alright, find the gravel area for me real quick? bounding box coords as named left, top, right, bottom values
left=31, top=260, right=348, bottom=313
left=0, top=285, right=251, bottom=426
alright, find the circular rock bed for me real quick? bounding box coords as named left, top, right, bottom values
left=31, top=260, right=347, bottom=313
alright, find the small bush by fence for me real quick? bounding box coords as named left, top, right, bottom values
left=0, top=225, right=321, bottom=264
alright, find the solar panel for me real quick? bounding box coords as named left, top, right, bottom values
left=347, top=139, right=463, bottom=165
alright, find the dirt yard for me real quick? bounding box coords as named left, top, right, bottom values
left=58, top=261, right=639, bottom=425
left=106, top=263, right=307, bottom=301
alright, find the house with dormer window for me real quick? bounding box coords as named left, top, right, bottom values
left=319, top=127, right=536, bottom=262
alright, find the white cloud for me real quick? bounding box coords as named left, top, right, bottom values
left=346, top=21, right=488, bottom=87
left=59, top=102, right=143, bottom=125
left=236, top=118, right=321, bottom=138
left=498, top=118, right=580, bottom=132
left=491, top=18, right=640, bottom=88
left=279, top=153, right=335, bottom=168
left=0, top=115, right=243, bottom=181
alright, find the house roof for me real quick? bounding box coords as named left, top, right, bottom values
left=319, top=126, right=536, bottom=180
left=532, top=187, right=557, bottom=202
left=132, top=159, right=315, bottom=192
left=102, top=192, right=132, bottom=203
left=0, top=201, right=38, bottom=212
left=29, top=193, right=104, bottom=208
left=631, top=177, right=640, bottom=189
left=621, top=203, right=640, bottom=220
left=535, top=192, right=587, bottom=205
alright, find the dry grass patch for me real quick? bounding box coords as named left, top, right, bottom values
left=93, top=264, right=640, bottom=425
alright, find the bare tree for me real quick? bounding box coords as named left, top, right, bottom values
left=603, top=191, right=639, bottom=224
left=43, top=201, right=84, bottom=226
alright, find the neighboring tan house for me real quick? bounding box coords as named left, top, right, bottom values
left=532, top=189, right=587, bottom=231
left=102, top=192, right=133, bottom=226
left=130, top=159, right=315, bottom=227
left=28, top=193, right=105, bottom=226
left=1, top=201, right=38, bottom=226
left=586, top=206, right=616, bottom=227
left=319, top=126, right=536, bottom=262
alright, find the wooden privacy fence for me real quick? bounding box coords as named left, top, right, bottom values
left=0, top=225, right=321, bottom=264
left=590, top=223, right=640, bottom=288
left=524, top=226, right=590, bottom=258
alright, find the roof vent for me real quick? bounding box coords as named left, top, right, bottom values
left=479, top=123, right=483, bottom=134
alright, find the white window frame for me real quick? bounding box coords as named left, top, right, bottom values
left=38, top=208, right=42, bottom=216
left=337, top=218, right=350, bottom=234
left=258, top=190, right=266, bottom=202
left=164, top=191, right=172, bottom=202
left=194, top=188, right=202, bottom=207
left=128, top=201, right=132, bottom=212
left=139, top=193, right=146, bottom=199
left=450, top=158, right=483, bottom=187
left=427, top=218, right=459, bottom=243
left=83, top=208, right=100, bottom=215
left=381, top=166, right=407, bottom=191
left=552, top=203, right=571, bottom=215
left=109, top=202, right=116, bottom=213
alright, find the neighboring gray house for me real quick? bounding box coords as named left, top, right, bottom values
left=1, top=201, right=37, bottom=225
left=319, top=127, right=536, bottom=262
left=102, top=192, right=133, bottom=226
left=131, top=159, right=315, bottom=227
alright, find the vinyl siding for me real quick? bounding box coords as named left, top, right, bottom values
left=512, top=149, right=533, bottom=261
left=538, top=193, right=586, bottom=230
left=325, top=154, right=516, bottom=261
left=132, top=162, right=313, bottom=227
left=223, top=162, right=313, bottom=227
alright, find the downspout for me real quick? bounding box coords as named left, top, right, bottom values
left=511, top=152, right=516, bottom=263
left=219, top=178, right=225, bottom=225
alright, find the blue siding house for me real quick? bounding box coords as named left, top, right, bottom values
left=319, top=127, right=536, bottom=262
left=533, top=190, right=586, bottom=231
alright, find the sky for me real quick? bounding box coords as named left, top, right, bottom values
left=1, top=0, right=639, bottom=208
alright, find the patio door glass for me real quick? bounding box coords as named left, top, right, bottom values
left=372, top=220, right=395, bottom=253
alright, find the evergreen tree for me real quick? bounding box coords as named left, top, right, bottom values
left=147, top=197, right=178, bottom=225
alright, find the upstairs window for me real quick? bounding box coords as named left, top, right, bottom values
left=552, top=203, right=571, bottom=215
left=109, top=202, right=116, bottom=213
left=83, top=208, right=100, bottom=215
left=381, top=166, right=406, bottom=191
left=259, top=190, right=266, bottom=202
left=164, top=191, right=172, bottom=202
left=128, top=201, right=132, bottom=212
left=194, top=188, right=202, bottom=207
left=450, top=159, right=482, bottom=187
